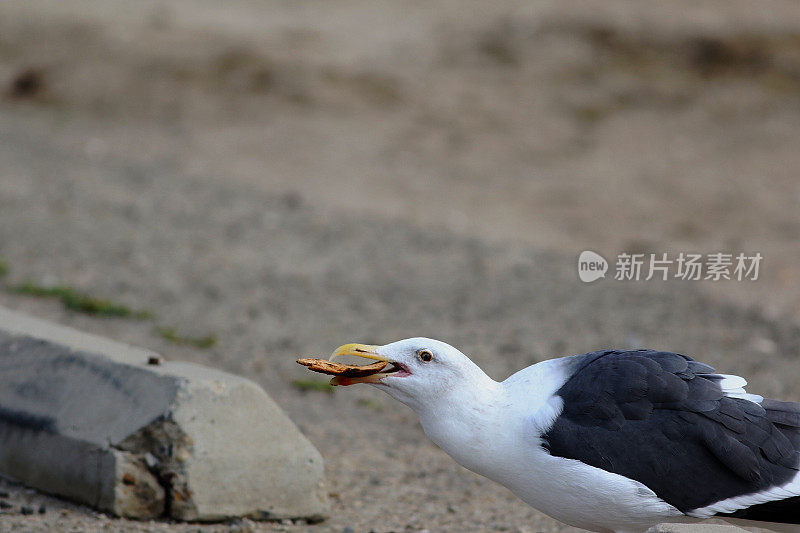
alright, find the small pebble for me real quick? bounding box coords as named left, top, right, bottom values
left=38, top=505, right=46, bottom=514
left=343, top=527, right=355, bottom=533
left=228, top=518, right=255, bottom=533
left=20, top=506, right=35, bottom=515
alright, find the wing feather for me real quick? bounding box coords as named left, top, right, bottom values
left=542, top=349, right=800, bottom=519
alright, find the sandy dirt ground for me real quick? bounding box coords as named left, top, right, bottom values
left=0, top=1, right=799, bottom=532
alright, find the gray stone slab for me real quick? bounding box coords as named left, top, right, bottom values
left=0, top=305, right=329, bottom=521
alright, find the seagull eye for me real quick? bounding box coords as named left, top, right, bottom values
left=418, top=350, right=433, bottom=362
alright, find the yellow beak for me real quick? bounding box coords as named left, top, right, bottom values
left=329, top=343, right=391, bottom=386
left=329, top=343, right=388, bottom=362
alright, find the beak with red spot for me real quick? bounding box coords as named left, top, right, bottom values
left=328, top=343, right=410, bottom=386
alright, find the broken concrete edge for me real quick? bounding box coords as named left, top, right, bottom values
left=0, top=304, right=159, bottom=366
left=0, top=305, right=329, bottom=522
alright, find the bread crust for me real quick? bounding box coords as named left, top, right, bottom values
left=297, top=358, right=388, bottom=377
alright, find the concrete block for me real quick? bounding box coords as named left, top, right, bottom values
left=0, top=305, right=329, bottom=521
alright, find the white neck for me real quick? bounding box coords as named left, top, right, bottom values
left=414, top=358, right=573, bottom=487
left=415, top=372, right=518, bottom=479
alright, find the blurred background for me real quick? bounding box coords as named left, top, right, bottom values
left=0, top=1, right=799, bottom=532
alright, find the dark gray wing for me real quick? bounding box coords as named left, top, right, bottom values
left=541, top=349, right=800, bottom=517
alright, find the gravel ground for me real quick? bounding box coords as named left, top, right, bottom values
left=1, top=2, right=799, bottom=532
left=1, top=122, right=799, bottom=532
left=2, top=0, right=799, bottom=320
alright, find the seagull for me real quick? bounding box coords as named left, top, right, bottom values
left=325, top=338, right=800, bottom=533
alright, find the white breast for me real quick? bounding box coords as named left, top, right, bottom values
left=418, top=358, right=682, bottom=533
left=506, top=444, right=681, bottom=532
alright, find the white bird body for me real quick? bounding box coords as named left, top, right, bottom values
left=415, top=357, right=681, bottom=533
left=321, top=338, right=800, bottom=533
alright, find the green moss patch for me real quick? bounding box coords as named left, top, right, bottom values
left=7, top=282, right=152, bottom=319
left=291, top=378, right=335, bottom=394
left=356, top=397, right=383, bottom=411
left=156, top=327, right=217, bottom=349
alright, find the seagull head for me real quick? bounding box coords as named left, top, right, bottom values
left=329, top=337, right=492, bottom=410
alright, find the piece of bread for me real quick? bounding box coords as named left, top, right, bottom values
left=297, top=358, right=388, bottom=377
